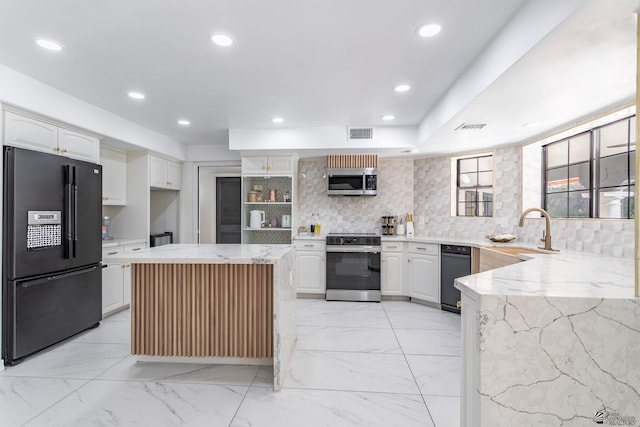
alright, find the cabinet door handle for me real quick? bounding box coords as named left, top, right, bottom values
left=416, top=247, right=427, bottom=250
left=54, top=147, right=60, bottom=152
left=408, top=259, right=412, bottom=263
left=61, top=148, right=68, bottom=153
left=304, top=244, right=314, bottom=247
left=131, top=248, right=142, bottom=251
left=387, top=245, right=397, bottom=249
left=107, top=251, right=118, bottom=255
left=456, top=300, right=462, bottom=308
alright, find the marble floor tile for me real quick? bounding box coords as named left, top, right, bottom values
left=424, top=395, right=461, bottom=427
left=285, top=350, right=419, bottom=394
left=0, top=376, right=87, bottom=427
left=24, top=380, right=247, bottom=427
left=72, top=320, right=131, bottom=345
left=386, top=309, right=461, bottom=331
left=98, top=356, right=260, bottom=385
left=382, top=300, right=435, bottom=312
left=251, top=366, right=274, bottom=387
left=297, top=299, right=385, bottom=312
left=231, top=387, right=434, bottom=427
left=296, top=326, right=402, bottom=353
left=406, top=355, right=462, bottom=397
left=297, top=307, right=391, bottom=328
left=102, top=309, right=130, bottom=322
left=394, top=328, right=461, bottom=356
left=0, top=342, right=130, bottom=380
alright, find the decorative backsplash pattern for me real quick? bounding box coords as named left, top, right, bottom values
left=413, top=145, right=635, bottom=258
left=297, top=158, right=414, bottom=234
left=297, top=146, right=634, bottom=257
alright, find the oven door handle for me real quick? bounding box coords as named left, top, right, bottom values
left=326, top=247, right=381, bottom=253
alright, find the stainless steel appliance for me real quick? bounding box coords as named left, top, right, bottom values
left=440, top=244, right=471, bottom=314
left=325, top=233, right=381, bottom=302
left=3, top=146, right=102, bottom=365
left=326, top=168, right=377, bottom=196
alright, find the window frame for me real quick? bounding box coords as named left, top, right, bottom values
left=542, top=116, right=635, bottom=219
left=455, top=154, right=494, bottom=217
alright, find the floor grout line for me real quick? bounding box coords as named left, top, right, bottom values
left=382, top=299, right=439, bottom=427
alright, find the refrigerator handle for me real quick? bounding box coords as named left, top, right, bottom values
left=63, top=165, right=76, bottom=259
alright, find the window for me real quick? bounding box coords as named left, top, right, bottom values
left=456, top=154, right=493, bottom=217
left=543, top=116, right=635, bottom=219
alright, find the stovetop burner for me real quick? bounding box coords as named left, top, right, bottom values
left=326, top=233, right=381, bottom=246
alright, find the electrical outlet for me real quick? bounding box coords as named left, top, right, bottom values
left=418, top=216, right=425, bottom=225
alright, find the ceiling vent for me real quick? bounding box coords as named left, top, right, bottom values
left=455, top=123, right=487, bottom=131
left=348, top=127, right=374, bottom=140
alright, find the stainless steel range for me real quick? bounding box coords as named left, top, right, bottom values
left=325, top=233, right=381, bottom=302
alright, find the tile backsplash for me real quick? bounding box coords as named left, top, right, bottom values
left=297, top=147, right=634, bottom=257
left=297, top=158, right=413, bottom=234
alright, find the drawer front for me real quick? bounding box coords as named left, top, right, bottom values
left=123, top=243, right=146, bottom=253
left=295, top=240, right=325, bottom=251
left=102, top=246, right=123, bottom=259
left=382, top=242, right=404, bottom=252
left=407, top=242, right=438, bottom=255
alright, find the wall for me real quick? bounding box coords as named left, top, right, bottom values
left=413, top=145, right=635, bottom=258
left=297, top=158, right=413, bottom=234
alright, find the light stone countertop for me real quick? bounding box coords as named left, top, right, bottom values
left=102, top=238, right=147, bottom=248
left=295, top=233, right=635, bottom=300
left=106, top=243, right=295, bottom=264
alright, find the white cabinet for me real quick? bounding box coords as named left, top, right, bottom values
left=102, top=241, right=146, bottom=315
left=242, top=155, right=294, bottom=175
left=149, top=155, right=181, bottom=190
left=295, top=240, right=326, bottom=294
left=101, top=147, right=127, bottom=205
left=102, top=247, right=124, bottom=315
left=407, top=243, right=440, bottom=303
left=4, top=111, right=57, bottom=153
left=57, top=128, right=100, bottom=162
left=4, top=111, right=100, bottom=162
left=381, top=241, right=405, bottom=295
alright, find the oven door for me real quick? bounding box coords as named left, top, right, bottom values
left=325, top=247, right=381, bottom=291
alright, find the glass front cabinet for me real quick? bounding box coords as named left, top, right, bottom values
left=241, top=156, right=296, bottom=244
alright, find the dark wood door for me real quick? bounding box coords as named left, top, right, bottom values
left=215, top=177, right=241, bottom=243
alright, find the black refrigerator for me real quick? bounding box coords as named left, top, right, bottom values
left=2, top=146, right=102, bottom=365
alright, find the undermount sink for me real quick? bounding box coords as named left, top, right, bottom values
left=486, top=246, right=552, bottom=255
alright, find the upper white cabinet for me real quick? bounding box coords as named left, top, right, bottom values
left=242, top=155, right=294, bottom=175
left=101, top=146, right=127, bottom=205
left=149, top=155, right=181, bottom=190
left=4, top=111, right=100, bottom=163
left=57, top=128, right=100, bottom=162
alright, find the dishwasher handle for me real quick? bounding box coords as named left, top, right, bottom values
left=441, top=252, right=471, bottom=260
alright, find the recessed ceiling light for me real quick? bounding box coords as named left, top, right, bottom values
left=417, top=23, right=442, bottom=38
left=35, top=38, right=63, bottom=51
left=394, top=84, right=411, bottom=93
left=127, top=91, right=145, bottom=100
left=178, top=119, right=191, bottom=126
left=211, top=33, right=234, bottom=47
left=382, top=115, right=396, bottom=121
left=522, top=121, right=542, bottom=128
left=272, top=117, right=284, bottom=124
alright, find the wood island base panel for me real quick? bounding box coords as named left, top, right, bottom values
left=131, top=263, right=274, bottom=358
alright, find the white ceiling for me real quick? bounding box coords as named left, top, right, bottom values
left=0, top=0, right=636, bottom=157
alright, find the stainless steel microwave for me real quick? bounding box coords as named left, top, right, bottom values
left=326, top=168, right=378, bottom=196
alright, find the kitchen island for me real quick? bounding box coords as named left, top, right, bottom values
left=455, top=250, right=639, bottom=426
left=108, top=244, right=297, bottom=391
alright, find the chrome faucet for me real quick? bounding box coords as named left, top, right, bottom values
left=518, top=207, right=558, bottom=252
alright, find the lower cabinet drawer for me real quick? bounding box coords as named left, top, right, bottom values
left=407, top=242, right=438, bottom=255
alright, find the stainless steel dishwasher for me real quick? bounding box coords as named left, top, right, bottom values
left=440, top=245, right=471, bottom=314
